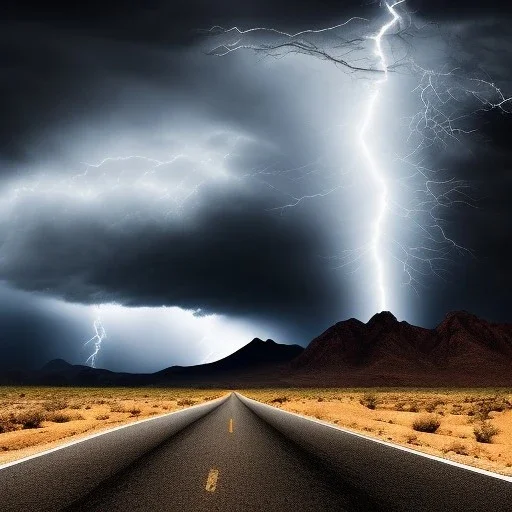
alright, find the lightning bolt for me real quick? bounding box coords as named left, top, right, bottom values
left=3, top=3, right=510, bottom=333
left=208, top=1, right=511, bottom=317
left=358, top=0, right=406, bottom=311
left=84, top=314, right=107, bottom=368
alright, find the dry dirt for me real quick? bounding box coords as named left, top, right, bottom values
left=0, top=387, right=224, bottom=464
left=243, top=388, right=512, bottom=476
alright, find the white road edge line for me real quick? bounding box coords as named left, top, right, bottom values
left=236, top=393, right=512, bottom=483
left=0, top=393, right=230, bottom=471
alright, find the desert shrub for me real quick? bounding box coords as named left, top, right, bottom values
left=96, top=414, right=110, bottom=420
left=425, top=399, right=446, bottom=413
left=110, top=403, right=126, bottom=413
left=473, top=422, right=499, bottom=443
left=270, top=396, right=289, bottom=404
left=425, top=402, right=436, bottom=413
left=46, top=412, right=72, bottom=423
left=405, top=434, right=420, bottom=445
left=442, top=441, right=469, bottom=455
left=394, top=401, right=406, bottom=411
left=16, top=410, right=46, bottom=429
left=486, top=396, right=512, bottom=412
left=412, top=415, right=441, bottom=433
left=472, top=402, right=493, bottom=421
left=0, top=416, right=18, bottom=433
left=177, top=398, right=196, bottom=407
left=129, top=408, right=141, bottom=416
left=408, top=401, right=420, bottom=413
left=360, top=393, right=379, bottom=410
left=472, top=397, right=511, bottom=421
left=44, top=400, right=68, bottom=412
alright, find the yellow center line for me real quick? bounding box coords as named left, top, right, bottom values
left=229, top=418, right=233, bottom=433
left=205, top=469, right=219, bottom=492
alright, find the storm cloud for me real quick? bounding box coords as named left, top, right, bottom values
left=0, top=0, right=511, bottom=371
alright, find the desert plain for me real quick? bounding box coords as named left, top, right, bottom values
left=1, top=387, right=511, bottom=476
left=0, top=387, right=223, bottom=464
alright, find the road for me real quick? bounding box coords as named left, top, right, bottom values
left=1, top=393, right=511, bottom=511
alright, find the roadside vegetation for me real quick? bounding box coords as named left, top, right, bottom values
left=3, top=386, right=511, bottom=476
left=242, top=388, right=512, bottom=476
left=0, top=387, right=223, bottom=464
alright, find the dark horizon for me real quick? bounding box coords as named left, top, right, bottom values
left=3, top=308, right=512, bottom=394
left=5, top=308, right=511, bottom=373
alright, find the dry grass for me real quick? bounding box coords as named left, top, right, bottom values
left=4, top=386, right=511, bottom=476
left=242, top=388, right=512, bottom=476
left=176, top=398, right=197, bottom=407
left=442, top=441, right=470, bottom=456
left=0, top=387, right=224, bottom=464
left=412, top=415, right=441, bottom=433
left=474, top=422, right=500, bottom=443
left=360, top=392, right=379, bottom=410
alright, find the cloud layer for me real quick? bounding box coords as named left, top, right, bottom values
left=0, top=1, right=511, bottom=370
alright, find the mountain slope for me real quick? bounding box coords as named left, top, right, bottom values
left=154, top=338, right=304, bottom=385
left=3, top=312, right=512, bottom=387
left=291, top=311, right=512, bottom=386
left=2, top=339, right=303, bottom=387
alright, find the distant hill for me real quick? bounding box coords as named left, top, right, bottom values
left=0, top=338, right=303, bottom=387
left=154, top=338, right=303, bottom=384
left=2, top=312, right=512, bottom=387
left=290, top=311, right=512, bottom=386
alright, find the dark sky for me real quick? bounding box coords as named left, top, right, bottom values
left=0, top=1, right=511, bottom=372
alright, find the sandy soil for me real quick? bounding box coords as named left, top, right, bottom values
left=3, top=387, right=511, bottom=477
left=0, top=387, right=223, bottom=464
left=243, top=388, right=512, bottom=476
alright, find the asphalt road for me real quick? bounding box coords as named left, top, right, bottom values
left=1, top=393, right=511, bottom=511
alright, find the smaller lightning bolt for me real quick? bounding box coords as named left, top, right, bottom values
left=84, top=315, right=107, bottom=368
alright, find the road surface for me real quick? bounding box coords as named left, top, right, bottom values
left=1, top=393, right=511, bottom=511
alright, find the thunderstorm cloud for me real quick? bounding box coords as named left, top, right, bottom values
left=0, top=0, right=511, bottom=371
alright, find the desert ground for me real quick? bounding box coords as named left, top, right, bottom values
left=243, top=388, right=512, bottom=476
left=0, top=387, right=223, bottom=464
left=1, top=387, right=512, bottom=476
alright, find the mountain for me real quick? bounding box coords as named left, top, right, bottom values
left=291, top=311, right=512, bottom=386
left=36, top=359, right=148, bottom=387
left=1, top=338, right=303, bottom=387
left=3, top=312, right=512, bottom=387
left=153, top=338, right=303, bottom=386
left=40, top=359, right=74, bottom=373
